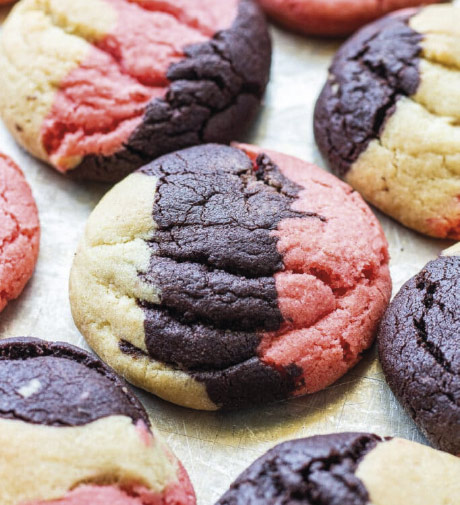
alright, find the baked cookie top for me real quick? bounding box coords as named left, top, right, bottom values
left=257, top=0, right=446, bottom=37
left=0, top=0, right=270, bottom=181
left=0, top=153, right=40, bottom=312
left=215, top=432, right=460, bottom=505
left=0, top=337, right=148, bottom=426
left=0, top=337, right=195, bottom=505
left=314, top=5, right=460, bottom=239
left=378, top=247, right=460, bottom=454
left=70, top=143, right=391, bottom=410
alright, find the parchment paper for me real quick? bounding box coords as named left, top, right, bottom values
left=0, top=3, right=457, bottom=504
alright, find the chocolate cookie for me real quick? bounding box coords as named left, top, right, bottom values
left=314, top=5, right=460, bottom=239
left=378, top=246, right=460, bottom=454
left=258, top=0, right=447, bottom=37
left=0, top=337, right=195, bottom=505
left=0, top=0, right=270, bottom=182
left=215, top=432, right=460, bottom=505
left=0, top=153, right=40, bottom=312
left=69, top=143, right=391, bottom=410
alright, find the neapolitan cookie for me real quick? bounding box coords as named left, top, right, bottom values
left=215, top=433, right=460, bottom=505
left=257, top=0, right=447, bottom=37
left=378, top=245, right=460, bottom=454
left=314, top=5, right=460, bottom=239
left=0, top=337, right=195, bottom=505
left=0, top=153, right=39, bottom=313
left=69, top=143, right=391, bottom=410
left=0, top=0, right=270, bottom=182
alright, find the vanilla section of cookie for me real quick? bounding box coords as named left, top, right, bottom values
left=315, top=5, right=460, bottom=239
left=0, top=338, right=195, bottom=505
left=0, top=0, right=270, bottom=182
left=215, top=433, right=460, bottom=505
left=70, top=144, right=391, bottom=410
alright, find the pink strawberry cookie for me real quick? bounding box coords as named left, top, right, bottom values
left=257, top=0, right=447, bottom=37
left=0, top=153, right=40, bottom=312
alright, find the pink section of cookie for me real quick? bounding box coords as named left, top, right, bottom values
left=257, top=0, right=444, bottom=36
left=0, top=154, right=40, bottom=312
left=165, top=463, right=196, bottom=505
left=239, top=145, right=391, bottom=395
left=126, top=0, right=240, bottom=37
left=136, top=419, right=154, bottom=447
left=24, top=486, right=169, bottom=505
left=23, top=486, right=152, bottom=505
left=24, top=477, right=195, bottom=505
left=42, top=0, right=239, bottom=171
left=426, top=211, right=460, bottom=241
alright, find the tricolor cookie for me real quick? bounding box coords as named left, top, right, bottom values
left=0, top=337, right=195, bottom=505
left=257, top=0, right=447, bottom=37
left=0, top=0, right=270, bottom=182
left=215, top=433, right=460, bottom=505
left=378, top=245, right=460, bottom=454
left=0, top=154, right=40, bottom=312
left=69, top=143, right=391, bottom=410
left=314, top=5, right=460, bottom=239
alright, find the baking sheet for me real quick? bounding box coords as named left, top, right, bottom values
left=0, top=3, right=457, bottom=504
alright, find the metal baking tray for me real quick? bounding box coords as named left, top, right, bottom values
left=0, top=3, right=456, bottom=504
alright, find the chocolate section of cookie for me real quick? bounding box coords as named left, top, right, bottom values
left=314, top=11, right=422, bottom=177
left=70, top=0, right=271, bottom=182
left=0, top=338, right=149, bottom=427
left=216, top=433, right=382, bottom=505
left=140, top=145, right=307, bottom=368
left=134, top=144, right=322, bottom=407
left=194, top=359, right=302, bottom=410
left=378, top=256, right=460, bottom=454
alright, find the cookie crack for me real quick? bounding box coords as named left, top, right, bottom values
left=414, top=278, right=456, bottom=376
left=134, top=148, right=388, bottom=376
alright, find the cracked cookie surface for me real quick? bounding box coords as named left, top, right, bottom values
left=0, top=0, right=270, bottom=182
left=314, top=5, right=460, bottom=239
left=0, top=153, right=39, bottom=313
left=215, top=432, right=460, bottom=505
left=69, top=143, right=391, bottom=410
left=0, top=337, right=195, bottom=505
left=378, top=250, right=460, bottom=454
left=258, top=0, right=446, bottom=37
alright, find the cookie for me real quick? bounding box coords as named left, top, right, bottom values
left=314, top=5, right=460, bottom=239
left=0, top=0, right=270, bottom=182
left=0, top=337, right=196, bottom=505
left=69, top=143, right=391, bottom=411
left=378, top=246, right=460, bottom=454
left=257, top=0, right=446, bottom=37
left=215, top=432, right=460, bottom=505
left=0, top=154, right=40, bottom=312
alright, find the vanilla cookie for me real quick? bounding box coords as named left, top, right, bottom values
left=0, top=0, right=270, bottom=181
left=0, top=337, right=195, bottom=505
left=70, top=144, right=391, bottom=410
left=215, top=433, right=460, bottom=505
left=315, top=5, right=460, bottom=239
